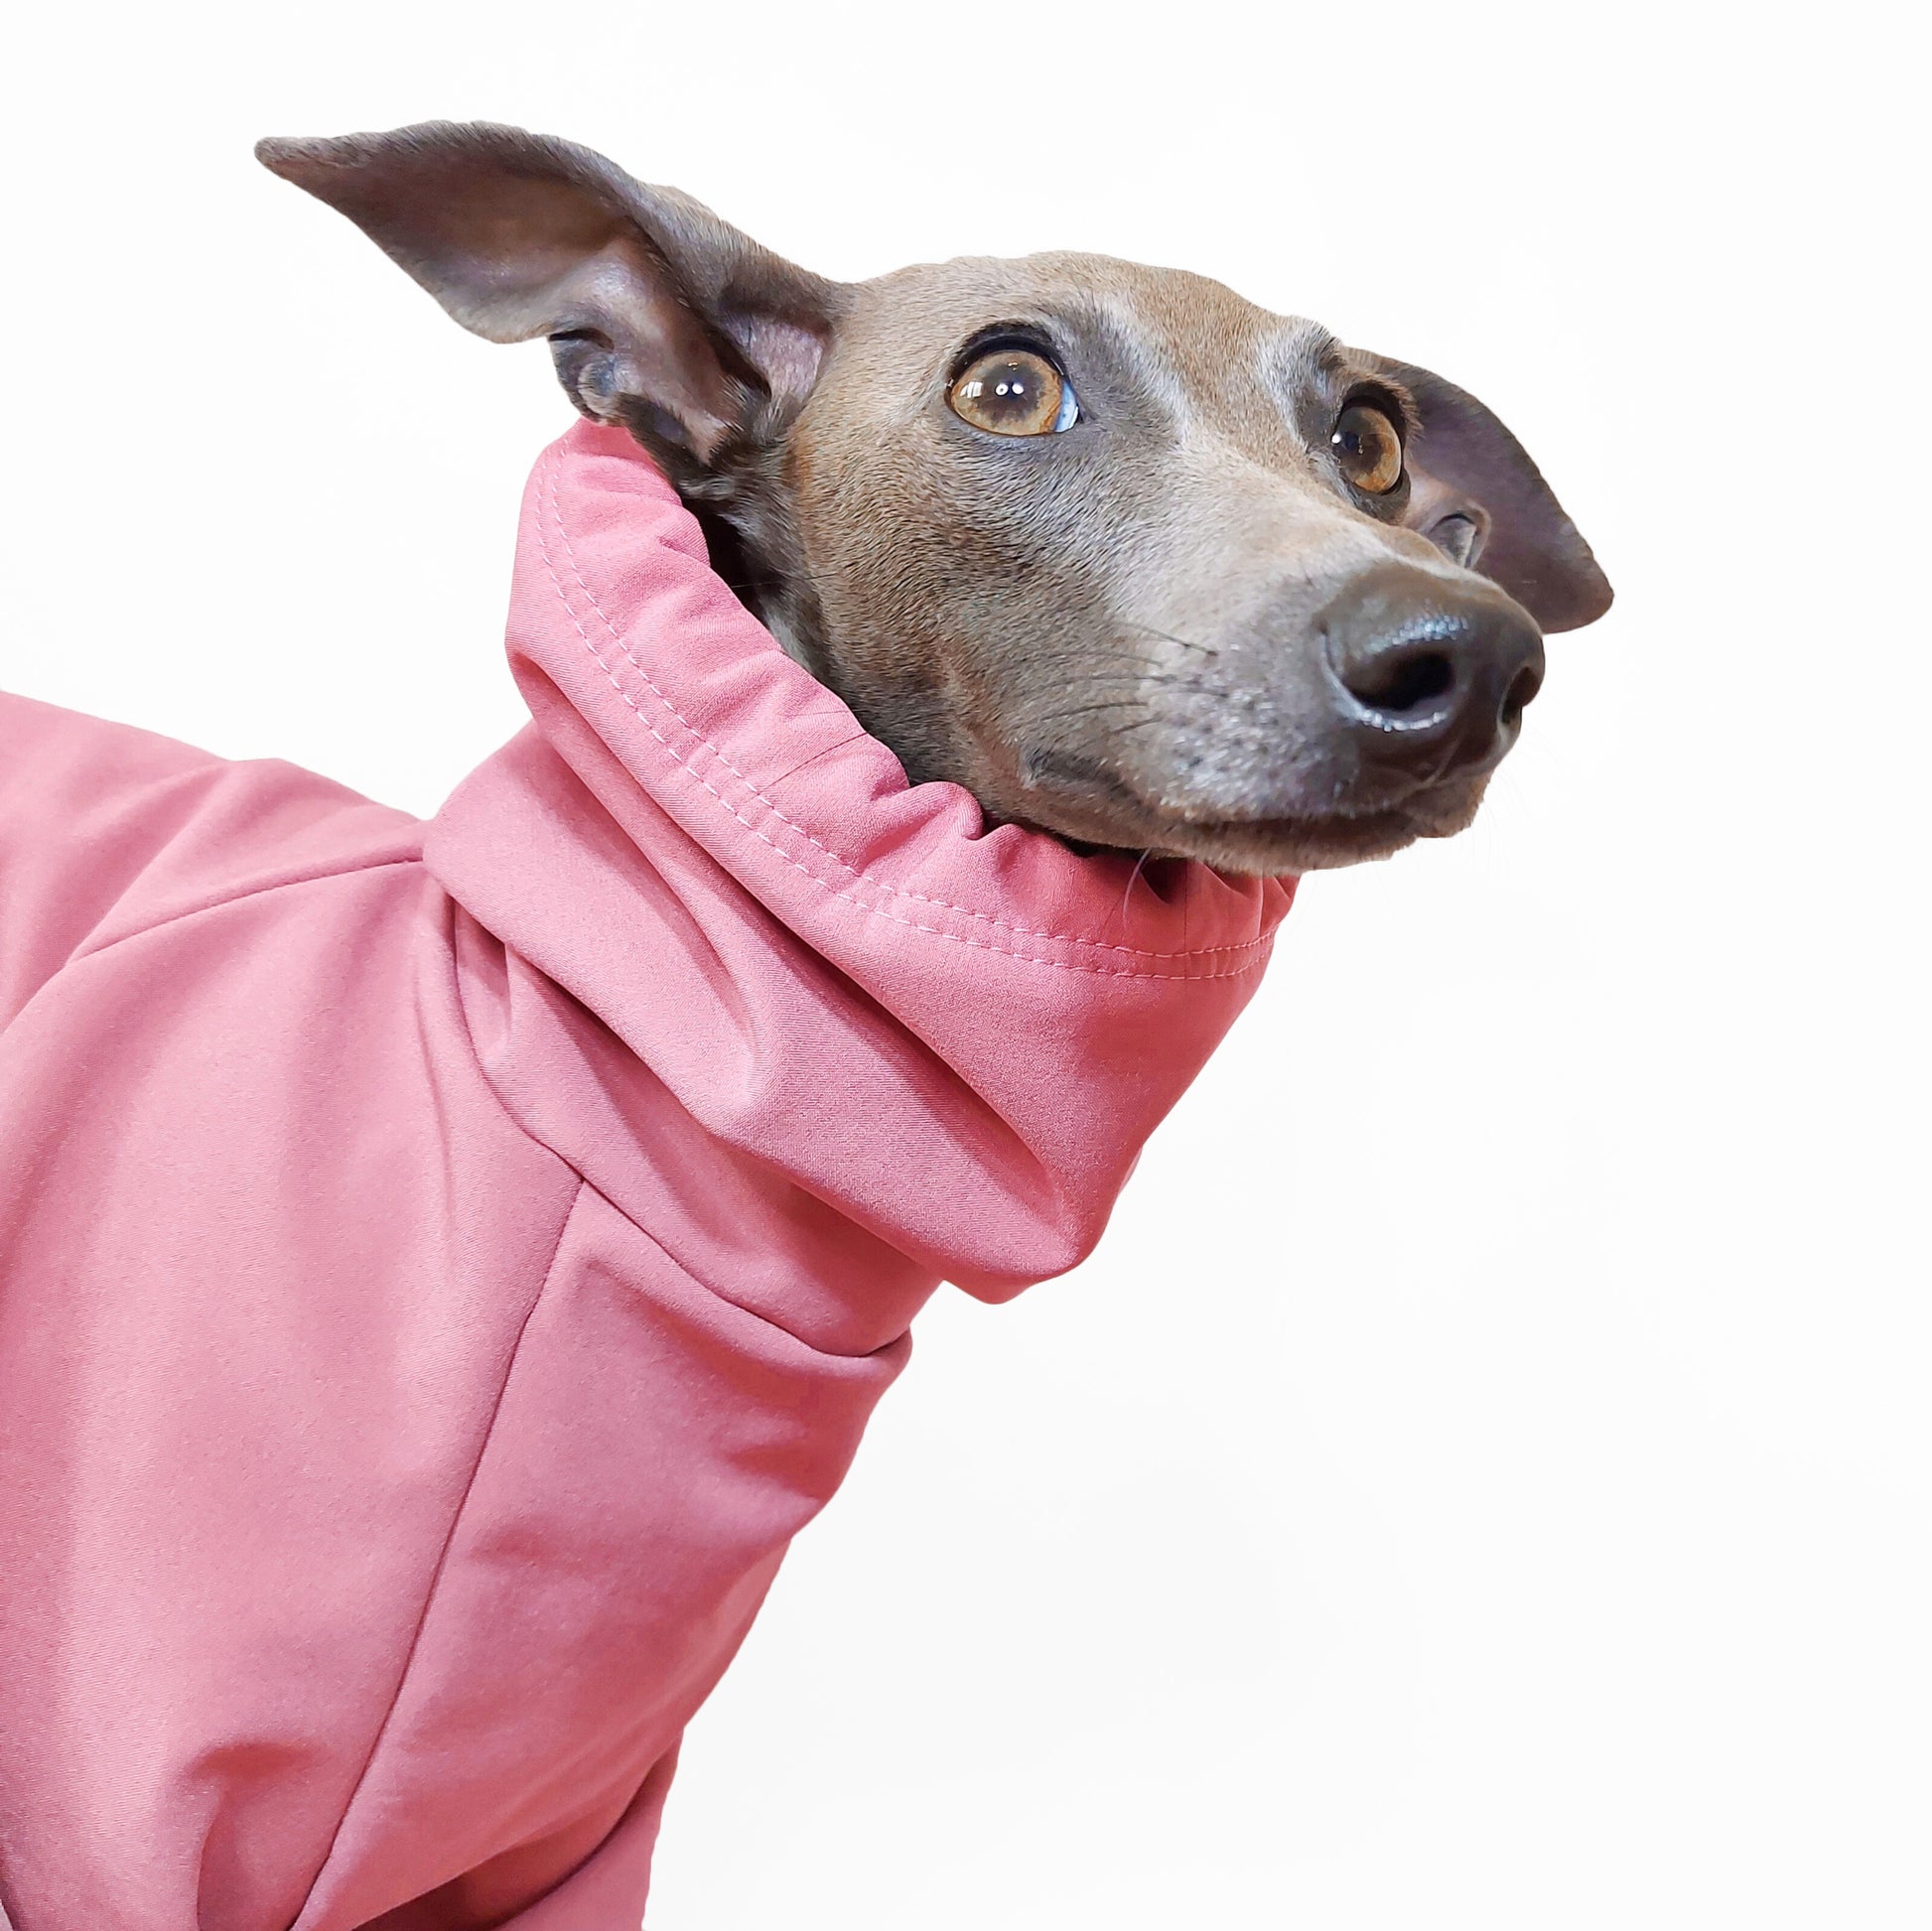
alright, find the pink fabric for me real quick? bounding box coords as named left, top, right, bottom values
left=0, top=422, right=1293, bottom=1929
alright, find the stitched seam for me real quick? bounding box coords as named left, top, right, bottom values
left=289, top=1179, right=588, bottom=1926
left=534, top=455, right=1273, bottom=982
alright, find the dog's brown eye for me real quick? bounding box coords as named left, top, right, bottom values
left=949, top=347, right=1075, bottom=437
left=1331, top=402, right=1404, bottom=493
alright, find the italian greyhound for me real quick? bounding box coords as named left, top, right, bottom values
left=0, top=125, right=1625, bottom=1928
left=257, top=121, right=1611, bottom=877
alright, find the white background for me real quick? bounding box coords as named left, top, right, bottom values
left=2, top=4, right=1923, bottom=1926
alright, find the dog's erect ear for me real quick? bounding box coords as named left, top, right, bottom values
left=256, top=121, right=844, bottom=483
left=1348, top=350, right=1613, bottom=632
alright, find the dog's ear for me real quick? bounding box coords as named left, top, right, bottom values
left=1348, top=350, right=1613, bottom=632
left=257, top=121, right=844, bottom=491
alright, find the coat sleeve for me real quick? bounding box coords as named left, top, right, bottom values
left=0, top=692, right=421, bottom=1028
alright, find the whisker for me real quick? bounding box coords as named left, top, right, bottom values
left=1118, top=621, right=1220, bottom=657
left=1018, top=669, right=1225, bottom=703
left=1023, top=669, right=1233, bottom=731
left=1015, top=630, right=1223, bottom=679
left=1024, top=697, right=1156, bottom=729
left=1020, top=672, right=1181, bottom=703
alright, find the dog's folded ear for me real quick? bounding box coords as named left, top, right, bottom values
left=257, top=121, right=845, bottom=483
left=1347, top=350, right=1613, bottom=632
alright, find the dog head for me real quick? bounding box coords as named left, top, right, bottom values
left=259, top=121, right=1610, bottom=875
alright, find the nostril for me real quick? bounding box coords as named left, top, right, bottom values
left=1342, top=646, right=1456, bottom=716
left=1376, top=650, right=1454, bottom=713
left=1499, top=661, right=1543, bottom=732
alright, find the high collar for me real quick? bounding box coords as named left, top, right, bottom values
left=426, top=422, right=1294, bottom=1344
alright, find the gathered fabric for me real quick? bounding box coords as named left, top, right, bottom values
left=0, top=422, right=1293, bottom=1929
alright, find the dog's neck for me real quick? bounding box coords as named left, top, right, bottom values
left=612, top=400, right=840, bottom=699
left=661, top=453, right=974, bottom=799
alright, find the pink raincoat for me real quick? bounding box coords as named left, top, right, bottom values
left=0, top=423, right=1293, bottom=1929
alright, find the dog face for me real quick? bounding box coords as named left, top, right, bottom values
left=259, top=122, right=1611, bottom=876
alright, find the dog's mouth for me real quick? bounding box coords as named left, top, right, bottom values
left=1009, top=749, right=1486, bottom=876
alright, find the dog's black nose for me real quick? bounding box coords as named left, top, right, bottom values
left=1320, top=564, right=1546, bottom=772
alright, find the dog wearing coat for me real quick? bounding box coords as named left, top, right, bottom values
left=0, top=123, right=1609, bottom=1929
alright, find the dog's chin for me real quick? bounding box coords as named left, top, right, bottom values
left=1005, top=770, right=1492, bottom=878
left=1172, top=777, right=1493, bottom=874
left=1147, top=809, right=1430, bottom=875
